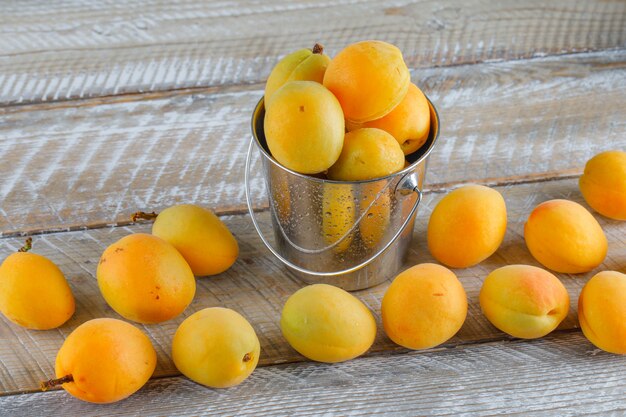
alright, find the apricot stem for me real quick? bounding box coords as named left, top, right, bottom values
left=312, top=43, right=324, bottom=54
left=131, top=211, right=159, bottom=222
left=40, top=374, right=73, bottom=391
left=243, top=353, right=252, bottom=362
left=17, top=237, right=32, bottom=253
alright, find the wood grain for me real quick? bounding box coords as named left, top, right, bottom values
left=1, top=178, right=624, bottom=396
left=3, top=332, right=626, bottom=416
left=1, top=0, right=625, bottom=104
left=1, top=51, right=625, bottom=236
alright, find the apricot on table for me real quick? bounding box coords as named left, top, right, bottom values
left=524, top=199, right=607, bottom=273
left=0, top=238, right=74, bottom=330
left=327, top=128, right=405, bottom=181
left=579, top=150, right=626, bottom=220
left=280, top=284, right=376, bottom=363
left=427, top=185, right=507, bottom=268
left=172, top=307, right=260, bottom=388
left=42, top=318, right=156, bottom=403
left=578, top=271, right=626, bottom=354
left=382, top=263, right=467, bottom=350
left=265, top=81, right=345, bottom=174
left=323, top=40, right=410, bottom=123
left=348, top=83, right=430, bottom=155
left=97, top=233, right=196, bottom=324
left=479, top=265, right=569, bottom=339
left=150, top=204, right=239, bottom=276
left=265, top=43, right=330, bottom=105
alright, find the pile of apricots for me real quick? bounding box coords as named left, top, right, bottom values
left=0, top=40, right=625, bottom=405
left=263, top=41, right=430, bottom=179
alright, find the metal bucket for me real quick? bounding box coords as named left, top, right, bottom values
left=245, top=96, right=440, bottom=291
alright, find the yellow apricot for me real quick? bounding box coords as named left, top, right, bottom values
left=323, top=40, right=410, bottom=123
left=49, top=318, right=156, bottom=403
left=524, top=199, right=607, bottom=274
left=151, top=204, right=239, bottom=276
left=172, top=307, right=260, bottom=388
left=427, top=185, right=507, bottom=268
left=322, top=185, right=355, bottom=253
left=280, top=284, right=376, bottom=363
left=265, top=43, right=330, bottom=106
left=265, top=81, right=345, bottom=174
left=0, top=248, right=74, bottom=330
left=578, top=271, right=626, bottom=354
left=348, top=83, right=430, bottom=155
left=97, top=233, right=196, bottom=324
left=327, top=128, right=405, bottom=181
left=579, top=150, right=626, bottom=220
left=479, top=265, right=569, bottom=339
left=359, top=182, right=391, bottom=248
left=382, top=263, right=467, bottom=350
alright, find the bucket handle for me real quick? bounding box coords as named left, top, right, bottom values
left=244, top=138, right=423, bottom=277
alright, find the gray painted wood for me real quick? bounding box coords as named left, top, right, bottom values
left=2, top=332, right=625, bottom=416
left=1, top=0, right=625, bottom=104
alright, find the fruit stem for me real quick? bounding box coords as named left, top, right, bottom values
left=40, top=374, right=73, bottom=391
left=243, top=353, right=252, bottom=362
left=17, top=237, right=32, bottom=253
left=131, top=211, right=159, bottom=222
left=312, top=43, right=324, bottom=54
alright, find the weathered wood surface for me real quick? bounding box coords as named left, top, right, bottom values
left=3, top=332, right=626, bottom=416
left=1, top=178, right=624, bottom=396
left=1, top=0, right=625, bottom=105
left=1, top=51, right=625, bottom=236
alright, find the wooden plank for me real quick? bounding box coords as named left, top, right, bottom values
left=3, top=332, right=626, bottom=416
left=1, top=51, right=625, bottom=235
left=1, top=178, right=624, bottom=395
left=1, top=0, right=625, bottom=104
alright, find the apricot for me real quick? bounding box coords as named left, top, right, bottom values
left=265, top=43, right=330, bottom=105
left=322, top=185, right=355, bottom=253
left=172, top=307, right=260, bottom=388
left=280, top=284, right=376, bottom=363
left=578, top=271, right=626, bottom=354
left=479, top=265, right=569, bottom=339
left=151, top=204, right=239, bottom=276
left=264, top=81, right=345, bottom=174
left=0, top=239, right=74, bottom=330
left=327, top=128, right=405, bottom=181
left=97, top=233, right=196, bottom=323
left=348, top=83, right=430, bottom=155
left=382, top=263, right=467, bottom=350
left=524, top=199, right=607, bottom=273
left=427, top=185, right=507, bottom=268
left=579, top=150, right=626, bottom=220
left=359, top=182, right=391, bottom=248
left=323, top=40, right=410, bottom=123
left=43, top=318, right=156, bottom=403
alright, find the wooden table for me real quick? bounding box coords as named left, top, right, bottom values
left=1, top=1, right=625, bottom=415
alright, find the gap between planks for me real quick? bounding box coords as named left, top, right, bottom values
left=0, top=168, right=582, bottom=239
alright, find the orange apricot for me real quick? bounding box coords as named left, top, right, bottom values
left=524, top=199, right=607, bottom=274
left=323, top=40, right=410, bottom=123
left=382, top=263, right=467, bottom=350
left=97, top=233, right=196, bottom=324
left=348, top=83, right=430, bottom=155
left=44, top=318, right=156, bottom=403
left=327, top=128, right=405, bottom=181
left=578, top=271, right=626, bottom=354
left=479, top=265, right=569, bottom=339
left=579, top=150, right=626, bottom=220
left=427, top=185, right=507, bottom=268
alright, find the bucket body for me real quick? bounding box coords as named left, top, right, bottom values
left=248, top=97, right=440, bottom=290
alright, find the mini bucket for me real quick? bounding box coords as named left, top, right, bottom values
left=245, top=96, right=440, bottom=291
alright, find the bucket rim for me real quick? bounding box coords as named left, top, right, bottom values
left=250, top=93, right=440, bottom=185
